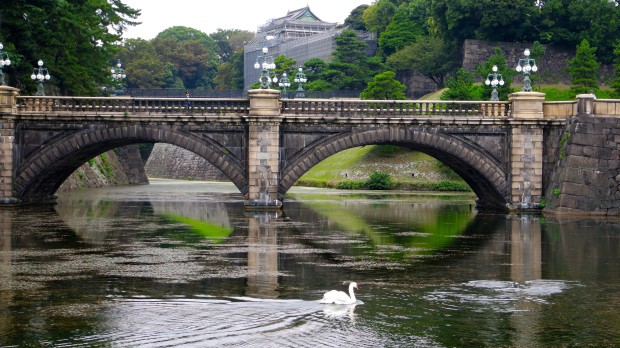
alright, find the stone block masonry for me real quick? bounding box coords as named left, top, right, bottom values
left=462, top=39, right=614, bottom=85
left=545, top=115, right=620, bottom=215
left=145, top=143, right=228, bottom=181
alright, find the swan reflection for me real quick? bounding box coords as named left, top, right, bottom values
left=323, top=303, right=358, bottom=320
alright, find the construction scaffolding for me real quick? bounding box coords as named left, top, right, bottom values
left=243, top=6, right=377, bottom=90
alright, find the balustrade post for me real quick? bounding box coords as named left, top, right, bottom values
left=245, top=89, right=282, bottom=209
left=576, top=93, right=596, bottom=115
left=0, top=85, right=18, bottom=115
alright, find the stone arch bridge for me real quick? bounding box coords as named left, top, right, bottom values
left=0, top=87, right=607, bottom=211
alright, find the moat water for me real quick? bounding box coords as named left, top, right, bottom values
left=0, top=180, right=618, bottom=347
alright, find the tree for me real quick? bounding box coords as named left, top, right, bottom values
left=119, top=39, right=166, bottom=89
left=441, top=68, right=483, bottom=100
left=0, top=0, right=140, bottom=95
left=475, top=47, right=514, bottom=100
left=538, top=0, right=620, bottom=62
left=210, top=29, right=253, bottom=90
left=342, top=5, right=369, bottom=30
left=332, top=30, right=368, bottom=64
left=568, top=39, right=600, bottom=94
left=307, top=30, right=387, bottom=92
left=273, top=55, right=297, bottom=91
left=302, top=58, right=334, bottom=91
left=210, top=29, right=254, bottom=63
left=387, top=36, right=456, bottom=89
left=431, top=0, right=539, bottom=46
left=151, top=27, right=220, bottom=89
left=362, top=0, right=404, bottom=34
left=214, top=51, right=244, bottom=90
left=378, top=0, right=430, bottom=56
left=360, top=71, right=407, bottom=100
left=273, top=55, right=297, bottom=76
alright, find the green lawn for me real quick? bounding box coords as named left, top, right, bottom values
left=296, top=145, right=469, bottom=191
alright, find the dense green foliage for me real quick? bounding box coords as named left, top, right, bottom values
left=300, top=30, right=388, bottom=92
left=387, top=36, right=455, bottom=88
left=568, top=39, right=600, bottom=94
left=0, top=0, right=139, bottom=95
left=366, top=171, right=393, bottom=190
left=475, top=47, right=514, bottom=101
left=359, top=0, right=620, bottom=92
left=360, top=71, right=406, bottom=99
left=342, top=5, right=369, bottom=30
left=2, top=0, right=620, bottom=96
left=440, top=69, right=483, bottom=100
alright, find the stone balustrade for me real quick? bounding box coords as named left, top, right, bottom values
left=16, top=96, right=251, bottom=115
left=281, top=99, right=510, bottom=117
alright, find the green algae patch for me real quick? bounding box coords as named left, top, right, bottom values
left=161, top=213, right=232, bottom=243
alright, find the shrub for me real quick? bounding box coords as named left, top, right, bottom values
left=441, top=68, right=485, bottom=101
left=366, top=171, right=392, bottom=190
left=337, top=180, right=365, bottom=190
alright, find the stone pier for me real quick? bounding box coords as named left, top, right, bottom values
left=244, top=89, right=282, bottom=208
left=508, top=92, right=545, bottom=209
left=0, top=86, right=18, bottom=204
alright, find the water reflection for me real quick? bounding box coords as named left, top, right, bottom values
left=509, top=215, right=542, bottom=282
left=246, top=211, right=280, bottom=298
left=0, top=182, right=618, bottom=347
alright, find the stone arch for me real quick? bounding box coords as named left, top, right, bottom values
left=279, top=127, right=509, bottom=210
left=14, top=125, right=247, bottom=203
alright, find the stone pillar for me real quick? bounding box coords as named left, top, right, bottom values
left=509, top=92, right=545, bottom=210
left=509, top=91, right=545, bottom=119
left=0, top=86, right=18, bottom=204
left=576, top=93, right=596, bottom=115
left=245, top=89, right=282, bottom=208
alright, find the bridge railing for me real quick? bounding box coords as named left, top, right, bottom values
left=14, top=96, right=515, bottom=118
left=280, top=99, right=510, bottom=118
left=593, top=99, right=620, bottom=117
left=15, top=96, right=251, bottom=115
left=542, top=101, right=577, bottom=119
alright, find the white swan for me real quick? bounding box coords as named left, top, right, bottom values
left=319, top=282, right=358, bottom=305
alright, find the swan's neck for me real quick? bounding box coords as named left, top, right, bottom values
left=348, top=284, right=356, bottom=302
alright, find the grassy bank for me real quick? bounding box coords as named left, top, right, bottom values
left=295, top=145, right=471, bottom=192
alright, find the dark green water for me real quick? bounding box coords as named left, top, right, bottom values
left=0, top=180, right=618, bottom=347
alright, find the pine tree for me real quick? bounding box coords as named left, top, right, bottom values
left=360, top=71, right=406, bottom=100
left=568, top=39, right=600, bottom=94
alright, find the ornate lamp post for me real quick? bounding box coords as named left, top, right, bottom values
left=30, top=59, right=51, bottom=96
left=253, top=47, right=277, bottom=89
left=0, top=43, right=11, bottom=85
left=111, top=59, right=127, bottom=95
left=484, top=65, right=504, bottom=101
left=515, top=48, right=538, bottom=92
left=294, top=67, right=307, bottom=98
left=278, top=72, right=291, bottom=97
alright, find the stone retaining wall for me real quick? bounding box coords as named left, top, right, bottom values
left=462, top=40, right=614, bottom=85
left=544, top=115, right=620, bottom=215
left=145, top=143, right=227, bottom=181
left=59, top=145, right=149, bottom=192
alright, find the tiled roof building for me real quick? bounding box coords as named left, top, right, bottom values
left=244, top=6, right=376, bottom=90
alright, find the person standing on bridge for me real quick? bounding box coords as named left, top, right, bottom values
left=185, top=90, right=191, bottom=110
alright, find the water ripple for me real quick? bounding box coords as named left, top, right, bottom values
left=425, top=279, right=582, bottom=313
left=51, top=297, right=387, bottom=348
